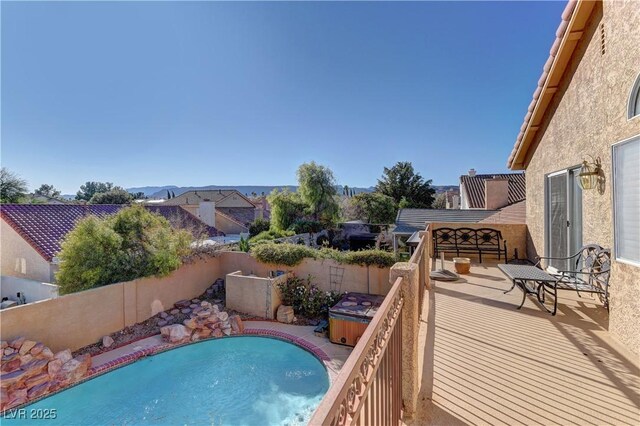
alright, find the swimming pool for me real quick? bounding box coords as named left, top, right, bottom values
left=8, top=337, right=329, bottom=425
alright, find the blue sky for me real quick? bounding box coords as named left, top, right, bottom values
left=1, top=1, right=564, bottom=193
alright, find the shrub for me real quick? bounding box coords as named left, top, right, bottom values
left=289, top=219, right=322, bottom=234
left=238, top=236, right=250, bottom=252
left=249, top=228, right=295, bottom=243
left=252, top=244, right=396, bottom=269
left=277, top=274, right=344, bottom=319
left=252, top=243, right=318, bottom=266
left=343, top=249, right=396, bottom=268
left=249, top=218, right=270, bottom=237
left=56, top=205, right=191, bottom=294
left=316, top=234, right=330, bottom=246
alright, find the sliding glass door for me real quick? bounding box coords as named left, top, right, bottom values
left=545, top=168, right=582, bottom=270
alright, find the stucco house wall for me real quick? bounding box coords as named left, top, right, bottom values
left=524, top=1, right=640, bottom=354
left=0, top=220, right=54, bottom=283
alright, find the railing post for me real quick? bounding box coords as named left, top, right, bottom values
left=389, top=262, right=419, bottom=419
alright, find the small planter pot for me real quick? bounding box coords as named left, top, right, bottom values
left=453, top=257, right=471, bottom=275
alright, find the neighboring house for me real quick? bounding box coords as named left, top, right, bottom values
left=393, top=208, right=500, bottom=252
left=162, top=190, right=264, bottom=234
left=459, top=169, right=526, bottom=210
left=443, top=189, right=461, bottom=209
left=0, top=204, right=221, bottom=283
left=507, top=0, right=639, bottom=355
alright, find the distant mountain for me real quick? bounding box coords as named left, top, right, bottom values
left=136, top=185, right=374, bottom=200
left=63, top=184, right=455, bottom=201
left=432, top=185, right=459, bottom=194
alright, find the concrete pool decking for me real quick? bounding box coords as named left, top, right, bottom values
left=89, top=321, right=352, bottom=381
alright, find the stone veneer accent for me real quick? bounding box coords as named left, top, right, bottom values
left=523, top=1, right=640, bottom=355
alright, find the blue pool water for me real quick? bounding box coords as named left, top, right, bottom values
left=7, top=337, right=329, bottom=425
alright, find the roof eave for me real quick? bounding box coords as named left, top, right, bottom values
left=508, top=0, right=597, bottom=170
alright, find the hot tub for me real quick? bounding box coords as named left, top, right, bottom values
left=329, top=293, right=385, bottom=347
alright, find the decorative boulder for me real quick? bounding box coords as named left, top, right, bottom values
left=102, top=336, right=115, bottom=349
left=54, top=349, right=73, bottom=365
left=19, top=340, right=37, bottom=356
left=9, top=337, right=26, bottom=350
left=160, top=324, right=191, bottom=344
left=277, top=305, right=295, bottom=324
left=47, top=359, right=63, bottom=378
left=29, top=343, right=45, bottom=356
left=229, top=316, right=245, bottom=334
left=56, top=356, right=90, bottom=385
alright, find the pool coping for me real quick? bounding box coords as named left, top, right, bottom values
left=2, top=328, right=331, bottom=415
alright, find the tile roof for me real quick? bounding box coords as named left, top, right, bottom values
left=0, top=204, right=222, bottom=261
left=394, top=209, right=498, bottom=234
left=216, top=207, right=255, bottom=226
left=507, top=0, right=596, bottom=169
left=479, top=200, right=527, bottom=224
left=460, top=173, right=526, bottom=209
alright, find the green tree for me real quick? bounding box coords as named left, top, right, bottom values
left=297, top=162, right=339, bottom=225
left=76, top=181, right=114, bottom=201
left=0, top=168, right=28, bottom=203
left=267, top=189, right=308, bottom=231
left=249, top=218, right=271, bottom=237
left=348, top=192, right=398, bottom=224
left=129, top=191, right=147, bottom=200
left=432, top=193, right=447, bottom=209
left=56, top=205, right=191, bottom=294
left=89, top=187, right=132, bottom=204
left=375, top=162, right=435, bottom=208
left=34, top=184, right=61, bottom=198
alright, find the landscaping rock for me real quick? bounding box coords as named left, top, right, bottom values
left=19, top=340, right=37, bottom=356
left=0, top=370, right=27, bottom=388
left=160, top=311, right=169, bottom=319
left=27, top=382, right=50, bottom=399
left=189, top=303, right=199, bottom=309
left=170, top=309, right=180, bottom=315
left=102, top=336, right=115, bottom=348
left=222, top=327, right=232, bottom=336
left=19, top=354, right=33, bottom=366
left=197, top=310, right=211, bottom=319
left=30, top=343, right=45, bottom=356
left=4, top=347, right=15, bottom=356
left=157, top=320, right=168, bottom=327
left=47, top=359, right=63, bottom=378
left=181, top=308, right=191, bottom=315
left=217, top=312, right=229, bottom=322
left=229, top=316, right=245, bottom=334
left=160, top=324, right=191, bottom=344
left=277, top=305, right=295, bottom=324
left=1, top=358, right=21, bottom=373
left=56, top=356, right=90, bottom=385
left=21, top=359, right=48, bottom=379
left=40, top=348, right=54, bottom=359
left=9, top=337, right=26, bottom=349
left=25, top=372, right=49, bottom=389
left=6, top=388, right=27, bottom=409
left=0, top=341, right=7, bottom=350
left=191, top=299, right=200, bottom=304
left=54, top=349, right=73, bottom=365
left=175, top=300, right=190, bottom=309
left=211, top=329, right=224, bottom=338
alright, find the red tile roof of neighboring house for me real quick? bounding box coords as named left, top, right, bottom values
left=0, top=204, right=222, bottom=262
left=460, top=173, right=526, bottom=209
left=508, top=0, right=597, bottom=169
left=479, top=200, right=527, bottom=224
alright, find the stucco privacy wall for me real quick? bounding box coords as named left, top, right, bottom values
left=217, top=251, right=392, bottom=295
left=0, top=257, right=221, bottom=352
left=523, top=1, right=640, bottom=354
left=0, top=220, right=54, bottom=283
left=427, top=222, right=528, bottom=261
left=226, top=271, right=286, bottom=319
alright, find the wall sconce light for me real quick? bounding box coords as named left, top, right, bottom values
left=578, top=155, right=602, bottom=191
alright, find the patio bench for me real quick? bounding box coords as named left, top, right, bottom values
left=535, top=244, right=611, bottom=313
left=432, top=227, right=507, bottom=263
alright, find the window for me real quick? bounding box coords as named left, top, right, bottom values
left=629, top=72, right=640, bottom=119
left=613, top=136, right=640, bottom=265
